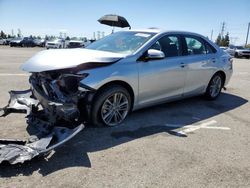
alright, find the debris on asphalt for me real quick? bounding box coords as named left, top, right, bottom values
left=0, top=89, right=84, bottom=164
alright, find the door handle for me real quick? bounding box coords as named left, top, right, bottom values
left=211, top=58, right=216, bottom=63
left=180, top=62, right=186, bottom=68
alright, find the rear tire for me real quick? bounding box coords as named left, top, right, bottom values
left=234, top=52, right=239, bottom=58
left=205, top=73, right=224, bottom=100
left=90, top=85, right=131, bottom=127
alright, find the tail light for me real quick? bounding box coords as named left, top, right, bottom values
left=229, top=57, right=233, bottom=70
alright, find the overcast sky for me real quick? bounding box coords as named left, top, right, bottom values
left=0, top=0, right=249, bottom=45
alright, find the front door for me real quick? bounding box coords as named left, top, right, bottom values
left=138, top=35, right=186, bottom=106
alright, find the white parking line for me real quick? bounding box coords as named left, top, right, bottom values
left=165, top=120, right=230, bottom=136
left=0, top=73, right=29, bottom=76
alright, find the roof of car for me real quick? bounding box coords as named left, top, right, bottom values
left=127, top=28, right=205, bottom=37
left=129, top=28, right=162, bottom=33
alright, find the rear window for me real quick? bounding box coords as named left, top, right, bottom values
left=183, top=36, right=217, bottom=55
left=204, top=40, right=217, bottom=54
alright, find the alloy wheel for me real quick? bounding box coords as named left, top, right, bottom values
left=209, top=75, right=222, bottom=98
left=101, top=92, right=129, bottom=126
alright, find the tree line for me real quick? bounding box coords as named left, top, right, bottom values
left=215, top=32, right=230, bottom=47
left=0, top=30, right=76, bottom=41
left=0, top=30, right=43, bottom=39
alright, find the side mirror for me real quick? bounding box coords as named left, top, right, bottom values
left=146, top=49, right=165, bottom=60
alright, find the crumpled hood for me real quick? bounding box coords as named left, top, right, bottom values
left=21, top=48, right=125, bottom=72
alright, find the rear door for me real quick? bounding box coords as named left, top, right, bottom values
left=181, top=35, right=216, bottom=96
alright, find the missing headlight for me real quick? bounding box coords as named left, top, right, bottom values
left=57, top=73, right=89, bottom=93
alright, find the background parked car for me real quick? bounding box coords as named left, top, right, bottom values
left=20, top=37, right=36, bottom=47
left=9, top=37, right=23, bottom=47
left=34, top=38, right=45, bottom=47
left=233, top=46, right=250, bottom=58
left=67, top=37, right=90, bottom=48
left=219, top=46, right=227, bottom=50
left=225, top=45, right=250, bottom=58
left=46, top=38, right=64, bottom=49
left=219, top=46, right=234, bottom=57
left=10, top=37, right=36, bottom=47
left=0, top=38, right=7, bottom=45
left=5, top=38, right=14, bottom=45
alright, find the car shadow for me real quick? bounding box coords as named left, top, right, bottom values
left=0, top=92, right=248, bottom=177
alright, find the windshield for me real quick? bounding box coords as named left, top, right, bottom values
left=49, top=39, right=61, bottom=42
left=71, top=37, right=83, bottom=41
left=86, top=31, right=155, bottom=55
left=236, top=46, right=244, bottom=49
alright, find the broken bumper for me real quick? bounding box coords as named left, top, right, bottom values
left=0, top=89, right=84, bottom=164
left=0, top=90, right=38, bottom=117
left=0, top=124, right=84, bottom=164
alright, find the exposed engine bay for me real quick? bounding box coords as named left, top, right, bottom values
left=0, top=70, right=96, bottom=164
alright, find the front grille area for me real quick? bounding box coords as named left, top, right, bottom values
left=242, top=51, right=250, bottom=54
left=68, top=42, right=82, bottom=48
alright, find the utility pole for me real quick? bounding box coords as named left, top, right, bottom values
left=220, top=22, right=226, bottom=37
left=17, top=28, right=22, bottom=37
left=97, top=31, right=100, bottom=40
left=245, top=22, right=250, bottom=47
left=210, top=29, right=213, bottom=41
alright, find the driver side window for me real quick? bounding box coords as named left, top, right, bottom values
left=149, top=35, right=180, bottom=58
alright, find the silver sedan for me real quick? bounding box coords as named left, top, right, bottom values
left=22, top=29, right=233, bottom=127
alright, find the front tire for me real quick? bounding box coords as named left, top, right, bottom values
left=205, top=73, right=223, bottom=100
left=234, top=52, right=239, bottom=58
left=91, top=85, right=131, bottom=127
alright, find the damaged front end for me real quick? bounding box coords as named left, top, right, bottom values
left=0, top=70, right=94, bottom=164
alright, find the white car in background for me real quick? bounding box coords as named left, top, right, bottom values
left=219, top=46, right=227, bottom=50
left=226, top=45, right=250, bottom=58
left=219, top=46, right=228, bottom=53
left=0, top=38, right=7, bottom=45
left=46, top=38, right=64, bottom=49
left=67, top=37, right=91, bottom=48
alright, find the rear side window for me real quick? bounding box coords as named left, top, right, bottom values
left=204, top=41, right=217, bottom=54
left=185, top=37, right=206, bottom=55
left=150, top=35, right=180, bottom=58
